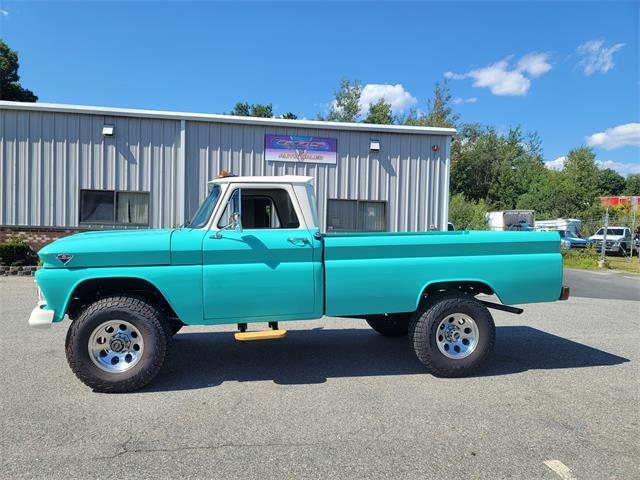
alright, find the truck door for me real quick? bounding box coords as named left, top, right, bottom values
left=202, top=185, right=317, bottom=321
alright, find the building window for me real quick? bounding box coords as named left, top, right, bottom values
left=326, top=199, right=387, bottom=232
left=80, top=190, right=149, bottom=226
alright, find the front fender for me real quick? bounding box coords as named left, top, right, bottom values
left=36, top=265, right=203, bottom=324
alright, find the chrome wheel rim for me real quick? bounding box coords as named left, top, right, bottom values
left=88, top=320, right=144, bottom=373
left=436, top=313, right=478, bottom=359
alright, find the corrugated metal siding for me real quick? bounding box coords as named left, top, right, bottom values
left=1, top=106, right=451, bottom=231
left=0, top=109, right=182, bottom=228
left=185, top=121, right=450, bottom=231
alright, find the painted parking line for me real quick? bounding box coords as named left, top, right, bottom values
left=544, top=460, right=577, bottom=480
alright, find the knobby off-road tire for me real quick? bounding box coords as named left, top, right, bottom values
left=365, top=313, right=412, bottom=337
left=65, top=295, right=168, bottom=393
left=409, top=293, right=495, bottom=377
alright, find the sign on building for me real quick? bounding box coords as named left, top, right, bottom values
left=265, top=134, right=337, bottom=165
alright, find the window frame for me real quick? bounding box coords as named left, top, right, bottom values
left=79, top=189, right=150, bottom=227
left=326, top=198, right=388, bottom=233
left=212, top=184, right=305, bottom=231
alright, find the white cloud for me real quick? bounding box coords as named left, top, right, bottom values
left=516, top=52, right=552, bottom=77
left=444, top=72, right=466, bottom=80
left=358, top=84, right=417, bottom=115
left=445, top=52, right=552, bottom=96
left=586, top=123, right=640, bottom=150
left=544, top=155, right=640, bottom=176
left=0, top=9, right=8, bottom=16
left=577, top=39, right=625, bottom=75
left=597, top=160, right=640, bottom=176
left=545, top=156, right=566, bottom=171
left=452, top=97, right=478, bottom=105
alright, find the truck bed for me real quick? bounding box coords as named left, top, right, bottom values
left=323, top=230, right=562, bottom=316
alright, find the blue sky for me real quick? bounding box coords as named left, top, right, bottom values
left=1, top=1, right=639, bottom=174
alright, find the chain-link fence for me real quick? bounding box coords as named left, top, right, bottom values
left=577, top=209, right=639, bottom=262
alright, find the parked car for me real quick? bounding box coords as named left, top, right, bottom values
left=29, top=175, right=569, bottom=392
left=558, top=230, right=592, bottom=250
left=589, top=227, right=633, bottom=254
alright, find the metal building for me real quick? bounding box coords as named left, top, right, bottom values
left=0, top=101, right=454, bottom=235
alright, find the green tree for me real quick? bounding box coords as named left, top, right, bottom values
left=402, top=80, right=459, bottom=128
left=251, top=103, right=273, bottom=118
left=624, top=174, right=640, bottom=195
left=364, top=98, right=393, bottom=124
left=516, top=170, right=570, bottom=219
left=424, top=80, right=459, bottom=128
left=281, top=112, right=298, bottom=120
left=562, top=147, right=600, bottom=217
left=450, top=123, right=502, bottom=202
left=0, top=39, right=37, bottom=102
left=229, top=102, right=273, bottom=118
left=321, top=78, right=362, bottom=123
left=597, top=168, right=626, bottom=195
left=448, top=193, right=488, bottom=230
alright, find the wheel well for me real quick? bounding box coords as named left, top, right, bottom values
left=422, top=281, right=495, bottom=298
left=66, top=277, right=179, bottom=321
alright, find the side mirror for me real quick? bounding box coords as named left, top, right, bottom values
left=230, top=212, right=242, bottom=232
left=213, top=212, right=242, bottom=239
left=211, top=188, right=242, bottom=239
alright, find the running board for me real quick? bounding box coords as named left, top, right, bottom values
left=234, top=329, right=287, bottom=342
left=480, top=300, right=523, bottom=315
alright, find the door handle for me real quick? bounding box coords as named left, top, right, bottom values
left=287, top=237, right=309, bottom=245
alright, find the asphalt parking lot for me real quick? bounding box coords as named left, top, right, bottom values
left=1, top=269, right=638, bottom=480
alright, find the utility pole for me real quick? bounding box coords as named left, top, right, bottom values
left=598, top=209, right=608, bottom=268
left=630, top=207, right=636, bottom=259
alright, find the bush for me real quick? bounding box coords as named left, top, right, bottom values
left=0, top=238, right=37, bottom=266
left=448, top=193, right=488, bottom=230
left=561, top=246, right=604, bottom=270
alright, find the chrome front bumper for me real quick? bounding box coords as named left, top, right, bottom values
left=29, top=282, right=54, bottom=329
left=29, top=302, right=55, bottom=329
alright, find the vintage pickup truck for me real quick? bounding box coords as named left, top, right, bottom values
left=30, top=175, right=568, bottom=392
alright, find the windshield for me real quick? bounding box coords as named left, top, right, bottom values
left=187, top=185, right=221, bottom=228
left=595, top=228, right=625, bottom=236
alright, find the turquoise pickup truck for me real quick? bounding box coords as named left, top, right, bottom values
left=30, top=175, right=568, bottom=392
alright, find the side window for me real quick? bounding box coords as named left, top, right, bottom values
left=218, top=188, right=300, bottom=229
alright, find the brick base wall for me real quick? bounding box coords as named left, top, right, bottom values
left=0, top=226, right=89, bottom=252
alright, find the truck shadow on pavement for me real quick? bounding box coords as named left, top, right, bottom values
left=144, top=326, right=629, bottom=393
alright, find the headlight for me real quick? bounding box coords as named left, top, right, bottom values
left=561, top=240, right=571, bottom=249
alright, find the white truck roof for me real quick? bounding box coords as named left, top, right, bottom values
left=208, top=175, right=313, bottom=187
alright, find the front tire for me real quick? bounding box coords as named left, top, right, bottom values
left=65, top=295, right=168, bottom=393
left=365, top=313, right=412, bottom=337
left=409, top=293, right=495, bottom=377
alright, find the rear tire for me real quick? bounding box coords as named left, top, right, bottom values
left=65, top=295, right=168, bottom=393
left=365, top=313, right=411, bottom=337
left=409, top=293, right=495, bottom=377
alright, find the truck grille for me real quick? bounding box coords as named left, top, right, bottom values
left=595, top=240, right=615, bottom=248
